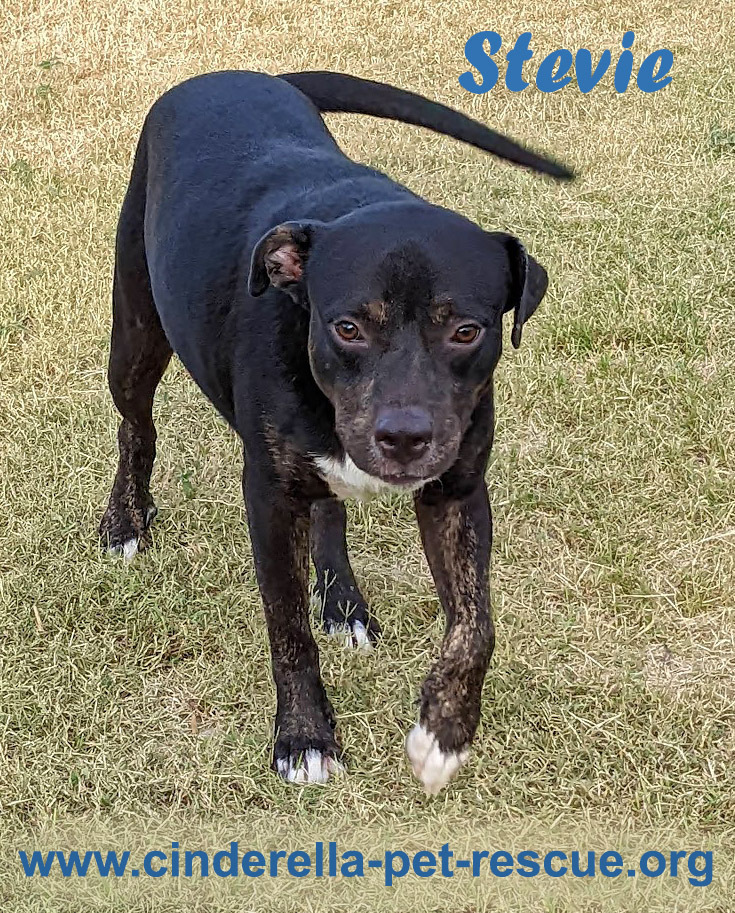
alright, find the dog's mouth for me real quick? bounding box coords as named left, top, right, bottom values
left=379, top=471, right=431, bottom=488
left=369, top=447, right=456, bottom=489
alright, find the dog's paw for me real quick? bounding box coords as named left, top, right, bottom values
left=273, top=691, right=342, bottom=786
left=405, top=723, right=469, bottom=795
left=108, top=537, right=142, bottom=563
left=312, top=577, right=381, bottom=649
left=275, top=748, right=345, bottom=785
left=100, top=502, right=157, bottom=562
left=326, top=619, right=375, bottom=650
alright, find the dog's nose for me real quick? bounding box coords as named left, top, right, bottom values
left=374, top=407, right=432, bottom=464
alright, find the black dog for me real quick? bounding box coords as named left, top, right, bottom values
left=100, top=71, right=572, bottom=793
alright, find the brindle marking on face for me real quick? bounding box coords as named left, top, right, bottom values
left=332, top=378, right=376, bottom=466
left=363, top=299, right=387, bottom=324
left=428, top=299, right=454, bottom=324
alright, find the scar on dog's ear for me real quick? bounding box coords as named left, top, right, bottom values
left=491, top=234, right=548, bottom=349
left=248, top=222, right=319, bottom=298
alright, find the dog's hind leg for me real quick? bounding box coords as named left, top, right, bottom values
left=310, top=499, right=380, bottom=648
left=99, top=165, right=172, bottom=559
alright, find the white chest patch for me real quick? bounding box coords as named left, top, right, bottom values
left=312, top=454, right=426, bottom=501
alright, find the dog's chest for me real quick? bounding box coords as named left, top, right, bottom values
left=312, top=455, right=409, bottom=501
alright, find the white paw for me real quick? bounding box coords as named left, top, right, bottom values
left=109, top=538, right=140, bottom=563
left=327, top=620, right=373, bottom=651
left=405, top=723, right=469, bottom=795
left=276, top=749, right=344, bottom=785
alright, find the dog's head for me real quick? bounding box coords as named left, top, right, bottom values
left=248, top=202, right=547, bottom=486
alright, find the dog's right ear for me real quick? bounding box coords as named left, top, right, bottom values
left=248, top=221, right=321, bottom=298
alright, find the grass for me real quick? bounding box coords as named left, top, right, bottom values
left=1, top=0, right=734, bottom=910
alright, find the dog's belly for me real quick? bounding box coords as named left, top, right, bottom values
left=312, top=454, right=427, bottom=501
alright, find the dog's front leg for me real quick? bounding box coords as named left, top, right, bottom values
left=310, top=498, right=380, bottom=647
left=243, top=469, right=342, bottom=784
left=408, top=481, right=495, bottom=794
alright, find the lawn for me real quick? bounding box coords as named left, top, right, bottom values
left=1, top=1, right=733, bottom=910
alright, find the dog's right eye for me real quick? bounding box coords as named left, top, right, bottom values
left=334, top=320, right=363, bottom=342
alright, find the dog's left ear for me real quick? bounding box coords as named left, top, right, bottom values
left=490, top=233, right=548, bottom=349
left=248, top=221, right=321, bottom=298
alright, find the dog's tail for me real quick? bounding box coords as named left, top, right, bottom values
left=278, top=71, right=573, bottom=181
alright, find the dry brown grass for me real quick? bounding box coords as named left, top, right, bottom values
left=1, top=1, right=734, bottom=910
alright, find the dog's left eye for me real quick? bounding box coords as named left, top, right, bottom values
left=334, top=320, right=363, bottom=342
left=450, top=324, right=482, bottom=345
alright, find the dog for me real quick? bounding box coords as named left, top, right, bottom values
left=99, top=70, right=572, bottom=794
